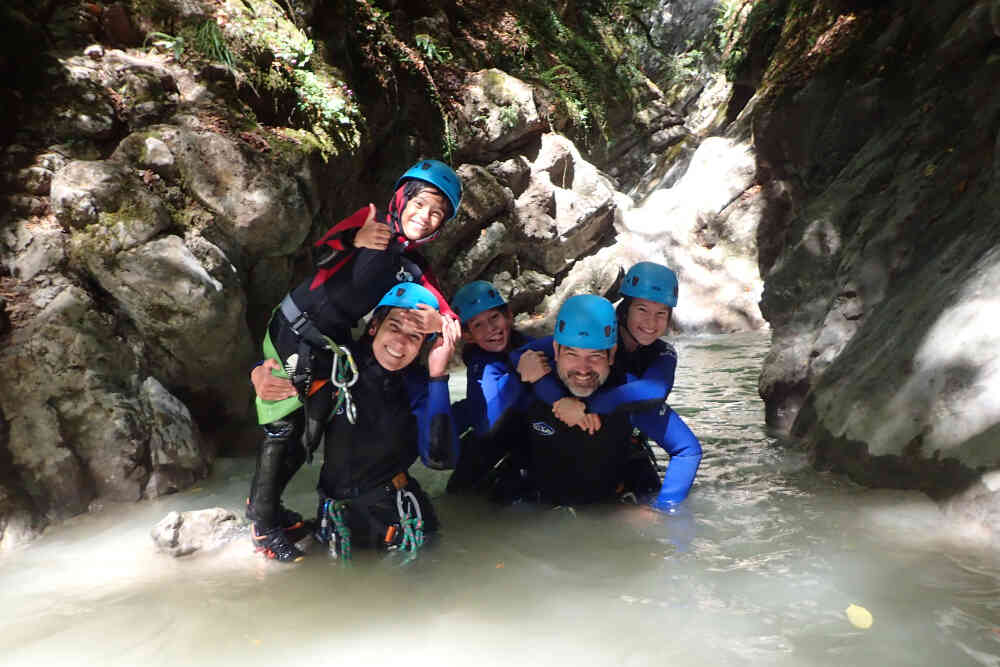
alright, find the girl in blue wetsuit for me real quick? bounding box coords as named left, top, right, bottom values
left=512, top=263, right=701, bottom=508
left=445, top=281, right=535, bottom=493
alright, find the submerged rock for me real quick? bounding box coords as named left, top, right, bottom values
left=151, top=508, right=246, bottom=557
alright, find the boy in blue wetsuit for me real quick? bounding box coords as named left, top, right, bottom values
left=445, top=281, right=534, bottom=494
left=509, top=291, right=702, bottom=508
left=247, top=160, right=462, bottom=562
left=313, top=283, right=462, bottom=554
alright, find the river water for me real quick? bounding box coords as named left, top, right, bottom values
left=2, top=332, right=999, bottom=666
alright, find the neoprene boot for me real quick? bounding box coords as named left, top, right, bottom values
left=251, top=524, right=305, bottom=563
left=248, top=417, right=309, bottom=558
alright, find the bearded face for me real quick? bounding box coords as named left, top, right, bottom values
left=554, top=343, right=614, bottom=397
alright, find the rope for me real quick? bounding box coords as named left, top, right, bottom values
left=322, top=498, right=352, bottom=561
left=395, top=490, right=424, bottom=554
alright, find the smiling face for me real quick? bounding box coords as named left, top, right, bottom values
left=399, top=187, right=449, bottom=241
left=625, top=297, right=672, bottom=348
left=369, top=308, right=427, bottom=371
left=463, top=307, right=512, bottom=353
left=554, top=343, right=615, bottom=398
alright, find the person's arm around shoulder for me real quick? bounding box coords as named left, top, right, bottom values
left=411, top=318, right=462, bottom=469
left=480, top=353, right=529, bottom=434
left=510, top=336, right=567, bottom=405
left=588, top=341, right=678, bottom=415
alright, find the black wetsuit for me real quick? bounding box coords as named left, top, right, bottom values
left=248, top=206, right=453, bottom=534
left=317, top=341, right=458, bottom=544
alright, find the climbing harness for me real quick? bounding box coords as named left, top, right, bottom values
left=393, top=489, right=425, bottom=555
left=278, top=294, right=359, bottom=425
left=317, top=484, right=425, bottom=562
left=318, top=498, right=353, bottom=561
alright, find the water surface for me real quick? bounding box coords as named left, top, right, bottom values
left=2, top=332, right=998, bottom=666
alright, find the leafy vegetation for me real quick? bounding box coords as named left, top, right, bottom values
left=137, top=0, right=362, bottom=159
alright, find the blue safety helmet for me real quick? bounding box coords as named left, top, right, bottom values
left=452, top=280, right=507, bottom=323
left=621, top=262, right=679, bottom=308
left=554, top=294, right=617, bottom=350
left=395, top=159, right=463, bottom=221
left=376, top=282, right=440, bottom=312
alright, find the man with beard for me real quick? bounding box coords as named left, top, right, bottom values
left=504, top=294, right=702, bottom=508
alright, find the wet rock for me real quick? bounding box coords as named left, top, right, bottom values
left=517, top=246, right=626, bottom=338
left=514, top=135, right=617, bottom=275
left=486, top=156, right=531, bottom=198
left=122, top=123, right=313, bottom=258
left=1, top=217, right=67, bottom=281
left=491, top=268, right=553, bottom=317
left=84, top=44, right=104, bottom=60
left=422, top=165, right=513, bottom=291
left=751, top=0, right=1000, bottom=525
left=451, top=69, right=547, bottom=162
left=4, top=195, right=48, bottom=218
left=151, top=508, right=246, bottom=557
left=0, top=482, right=44, bottom=553
left=142, top=377, right=209, bottom=498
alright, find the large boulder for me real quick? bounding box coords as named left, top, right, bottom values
left=0, top=285, right=213, bottom=519
left=451, top=69, right=548, bottom=162
left=513, top=134, right=618, bottom=275
left=751, top=0, right=1000, bottom=524
left=112, top=123, right=316, bottom=259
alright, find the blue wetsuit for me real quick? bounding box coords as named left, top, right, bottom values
left=515, top=334, right=677, bottom=413
left=509, top=336, right=701, bottom=506
left=447, top=331, right=534, bottom=492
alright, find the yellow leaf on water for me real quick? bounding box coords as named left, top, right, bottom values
left=846, top=604, right=873, bottom=629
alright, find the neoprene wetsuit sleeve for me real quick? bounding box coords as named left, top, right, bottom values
left=414, top=262, right=459, bottom=321
left=480, top=358, right=528, bottom=435
left=410, top=375, right=460, bottom=469
left=308, top=207, right=368, bottom=289
left=588, top=344, right=677, bottom=414
left=630, top=408, right=702, bottom=504
left=509, top=336, right=568, bottom=406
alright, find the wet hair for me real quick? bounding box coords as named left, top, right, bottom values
left=615, top=297, right=633, bottom=326
left=403, top=180, right=452, bottom=220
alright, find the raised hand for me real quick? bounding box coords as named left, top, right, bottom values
left=428, top=317, right=461, bottom=377
left=517, top=350, right=551, bottom=383
left=553, top=397, right=602, bottom=434
left=353, top=203, right=392, bottom=250
left=406, top=303, right=444, bottom=335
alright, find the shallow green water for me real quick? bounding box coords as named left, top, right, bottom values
left=2, top=332, right=998, bottom=666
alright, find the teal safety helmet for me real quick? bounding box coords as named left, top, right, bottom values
left=452, top=280, right=506, bottom=323
left=376, top=282, right=440, bottom=312
left=554, top=294, right=617, bottom=350
left=395, top=159, right=463, bottom=221
left=621, top=262, right=679, bottom=308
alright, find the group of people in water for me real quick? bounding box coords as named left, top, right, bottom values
left=245, top=159, right=703, bottom=563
